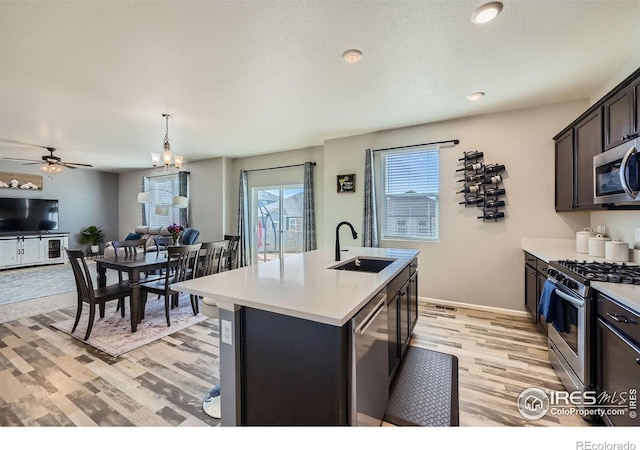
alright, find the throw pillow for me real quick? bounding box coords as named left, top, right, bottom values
left=125, top=232, right=141, bottom=241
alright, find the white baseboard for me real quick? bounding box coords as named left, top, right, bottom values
left=419, top=296, right=531, bottom=318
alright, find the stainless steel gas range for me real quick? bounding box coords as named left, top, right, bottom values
left=544, top=260, right=640, bottom=396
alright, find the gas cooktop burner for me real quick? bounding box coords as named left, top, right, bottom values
left=554, top=260, right=640, bottom=285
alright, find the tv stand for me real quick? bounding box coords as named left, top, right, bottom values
left=0, top=233, right=69, bottom=270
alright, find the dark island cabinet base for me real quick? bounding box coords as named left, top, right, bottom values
left=240, top=306, right=350, bottom=425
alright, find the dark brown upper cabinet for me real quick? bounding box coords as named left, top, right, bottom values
left=555, top=129, right=574, bottom=211
left=574, top=108, right=602, bottom=209
left=604, top=73, right=640, bottom=150
left=554, top=108, right=603, bottom=211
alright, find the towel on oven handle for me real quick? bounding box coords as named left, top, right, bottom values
left=538, top=279, right=570, bottom=333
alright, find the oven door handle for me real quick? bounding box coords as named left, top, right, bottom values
left=619, top=144, right=639, bottom=199
left=554, top=288, right=585, bottom=308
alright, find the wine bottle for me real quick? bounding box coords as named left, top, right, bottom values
left=459, top=196, right=484, bottom=205
left=455, top=162, right=483, bottom=172
left=456, top=184, right=481, bottom=194
left=477, top=211, right=505, bottom=220
left=485, top=164, right=506, bottom=174
left=457, top=173, right=484, bottom=183
left=482, top=174, right=502, bottom=185
left=484, top=187, right=506, bottom=196
left=480, top=199, right=505, bottom=208
left=458, top=151, right=484, bottom=161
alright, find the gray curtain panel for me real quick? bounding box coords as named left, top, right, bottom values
left=303, top=162, right=317, bottom=252
left=237, top=170, right=251, bottom=267
left=178, top=171, right=189, bottom=228
left=142, top=176, right=149, bottom=226
left=362, top=148, right=379, bottom=247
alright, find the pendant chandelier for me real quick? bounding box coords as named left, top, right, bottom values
left=151, top=114, right=183, bottom=172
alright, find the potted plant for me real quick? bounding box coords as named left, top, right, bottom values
left=80, top=225, right=106, bottom=253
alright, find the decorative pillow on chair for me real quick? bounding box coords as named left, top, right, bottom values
left=125, top=232, right=142, bottom=241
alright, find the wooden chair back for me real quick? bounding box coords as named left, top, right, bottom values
left=198, top=242, right=224, bottom=277
left=222, top=234, right=240, bottom=270
left=112, top=239, right=147, bottom=257
left=66, top=248, right=96, bottom=305
left=165, top=243, right=202, bottom=288
left=154, top=235, right=173, bottom=253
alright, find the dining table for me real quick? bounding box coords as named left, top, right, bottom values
left=95, top=251, right=169, bottom=332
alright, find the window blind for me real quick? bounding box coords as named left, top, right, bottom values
left=381, top=147, right=439, bottom=241
left=148, top=175, right=180, bottom=227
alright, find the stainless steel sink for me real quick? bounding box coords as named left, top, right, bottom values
left=330, top=257, right=396, bottom=273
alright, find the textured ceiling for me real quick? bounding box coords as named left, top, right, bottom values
left=1, top=1, right=639, bottom=172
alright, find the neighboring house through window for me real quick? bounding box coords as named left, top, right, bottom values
left=380, top=146, right=439, bottom=242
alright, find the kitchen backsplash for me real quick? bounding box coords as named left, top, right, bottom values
left=590, top=210, right=640, bottom=253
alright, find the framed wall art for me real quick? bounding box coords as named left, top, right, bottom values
left=337, top=174, right=355, bottom=193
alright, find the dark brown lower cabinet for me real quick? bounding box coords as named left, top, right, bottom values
left=596, top=292, right=640, bottom=427
left=523, top=252, right=548, bottom=333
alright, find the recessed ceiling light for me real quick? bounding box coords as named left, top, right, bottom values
left=342, top=49, right=363, bottom=64
left=467, top=92, right=485, bottom=101
left=471, top=2, right=503, bottom=24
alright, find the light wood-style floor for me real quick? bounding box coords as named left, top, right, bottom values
left=0, top=300, right=591, bottom=427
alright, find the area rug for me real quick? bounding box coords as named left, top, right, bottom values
left=0, top=261, right=119, bottom=306
left=50, top=293, right=208, bottom=357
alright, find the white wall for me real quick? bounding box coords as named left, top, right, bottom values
left=323, top=100, right=591, bottom=311
left=0, top=160, right=118, bottom=248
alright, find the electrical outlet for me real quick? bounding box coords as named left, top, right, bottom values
left=221, top=319, right=233, bottom=345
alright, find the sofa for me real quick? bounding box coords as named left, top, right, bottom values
left=103, top=225, right=172, bottom=257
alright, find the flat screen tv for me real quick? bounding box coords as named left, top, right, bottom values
left=0, top=198, right=59, bottom=233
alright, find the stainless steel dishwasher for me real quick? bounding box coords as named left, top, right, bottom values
left=351, top=290, right=389, bottom=426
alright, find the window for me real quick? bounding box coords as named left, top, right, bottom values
left=417, top=220, right=428, bottom=235
left=147, top=174, right=180, bottom=226
left=288, top=217, right=302, bottom=232
left=381, top=147, right=439, bottom=241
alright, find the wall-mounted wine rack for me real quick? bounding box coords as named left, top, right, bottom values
left=456, top=151, right=506, bottom=222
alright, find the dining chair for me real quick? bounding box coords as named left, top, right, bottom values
left=189, top=242, right=224, bottom=308
left=153, top=235, right=173, bottom=254
left=112, top=238, right=151, bottom=313
left=65, top=248, right=132, bottom=340
left=112, top=239, right=147, bottom=257
left=139, top=243, right=202, bottom=325
left=222, top=235, right=240, bottom=271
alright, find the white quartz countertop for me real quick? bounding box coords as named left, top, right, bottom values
left=172, top=246, right=420, bottom=327
left=591, top=282, right=640, bottom=314
left=521, top=237, right=607, bottom=263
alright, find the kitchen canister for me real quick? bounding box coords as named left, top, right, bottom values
left=576, top=227, right=597, bottom=254
left=588, top=234, right=611, bottom=258
left=605, top=239, right=630, bottom=262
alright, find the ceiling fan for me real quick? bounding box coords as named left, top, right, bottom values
left=0, top=139, right=93, bottom=173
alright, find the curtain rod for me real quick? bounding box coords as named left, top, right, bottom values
left=371, top=139, right=459, bottom=153
left=244, top=162, right=316, bottom=173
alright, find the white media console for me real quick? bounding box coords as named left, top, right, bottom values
left=0, top=233, right=69, bottom=269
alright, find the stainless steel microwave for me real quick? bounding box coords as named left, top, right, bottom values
left=593, top=138, right=640, bottom=205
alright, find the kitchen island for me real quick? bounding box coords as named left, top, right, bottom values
left=173, top=246, right=420, bottom=426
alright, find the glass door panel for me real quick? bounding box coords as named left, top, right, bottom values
left=253, top=185, right=303, bottom=264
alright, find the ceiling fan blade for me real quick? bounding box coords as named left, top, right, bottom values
left=62, top=162, right=93, bottom=168
left=0, top=139, right=49, bottom=150
left=1, top=157, right=42, bottom=163
left=22, top=162, right=43, bottom=166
